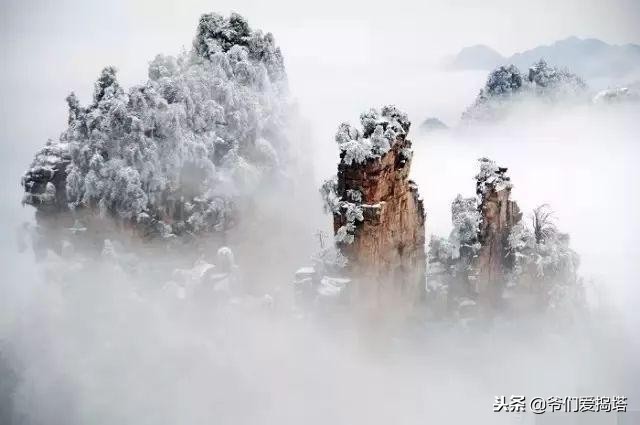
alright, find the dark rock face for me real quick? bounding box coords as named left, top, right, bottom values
left=334, top=134, right=426, bottom=314
left=22, top=142, right=71, bottom=213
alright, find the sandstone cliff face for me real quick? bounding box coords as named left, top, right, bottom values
left=427, top=159, right=583, bottom=319
left=427, top=158, right=522, bottom=317
left=473, top=160, right=522, bottom=309
left=331, top=110, right=426, bottom=314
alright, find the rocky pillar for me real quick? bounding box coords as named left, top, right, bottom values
left=331, top=107, right=426, bottom=317
left=473, top=159, right=522, bottom=310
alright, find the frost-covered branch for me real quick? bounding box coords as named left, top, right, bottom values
left=335, top=105, right=410, bottom=165
left=22, top=12, right=292, bottom=239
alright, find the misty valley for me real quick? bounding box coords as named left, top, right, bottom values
left=2, top=7, right=640, bottom=425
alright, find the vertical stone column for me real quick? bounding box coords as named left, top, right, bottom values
left=474, top=163, right=521, bottom=310
left=334, top=134, right=426, bottom=316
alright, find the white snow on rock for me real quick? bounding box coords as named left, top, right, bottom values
left=22, top=12, right=292, bottom=238
left=335, top=105, right=410, bottom=165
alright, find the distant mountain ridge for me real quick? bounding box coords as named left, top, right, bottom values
left=449, top=45, right=504, bottom=70
left=449, top=37, right=640, bottom=80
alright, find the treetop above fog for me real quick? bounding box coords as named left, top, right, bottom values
left=22, top=12, right=291, bottom=238
left=463, top=59, right=587, bottom=121
left=334, top=105, right=411, bottom=166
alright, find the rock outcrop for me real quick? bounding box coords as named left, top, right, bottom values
left=22, top=142, right=71, bottom=214
left=462, top=60, right=587, bottom=121
left=21, top=12, right=289, bottom=243
left=427, top=158, right=522, bottom=318
left=324, top=106, right=426, bottom=315
left=473, top=158, right=522, bottom=309
left=428, top=158, right=584, bottom=319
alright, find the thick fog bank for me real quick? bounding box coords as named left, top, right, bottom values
left=2, top=44, right=640, bottom=425
left=0, top=258, right=635, bottom=425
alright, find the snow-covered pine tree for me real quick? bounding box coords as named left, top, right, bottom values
left=427, top=160, right=583, bottom=317
left=506, top=204, right=583, bottom=312
left=462, top=60, right=587, bottom=121
left=22, top=12, right=292, bottom=239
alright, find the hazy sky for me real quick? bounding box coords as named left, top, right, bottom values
left=2, top=0, right=639, bottom=140
left=2, top=0, right=639, bottom=162
left=2, top=0, right=639, bottom=142
left=1, top=0, right=639, bottom=224
left=2, top=4, right=640, bottom=423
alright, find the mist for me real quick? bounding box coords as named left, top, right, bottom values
left=2, top=1, right=640, bottom=424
